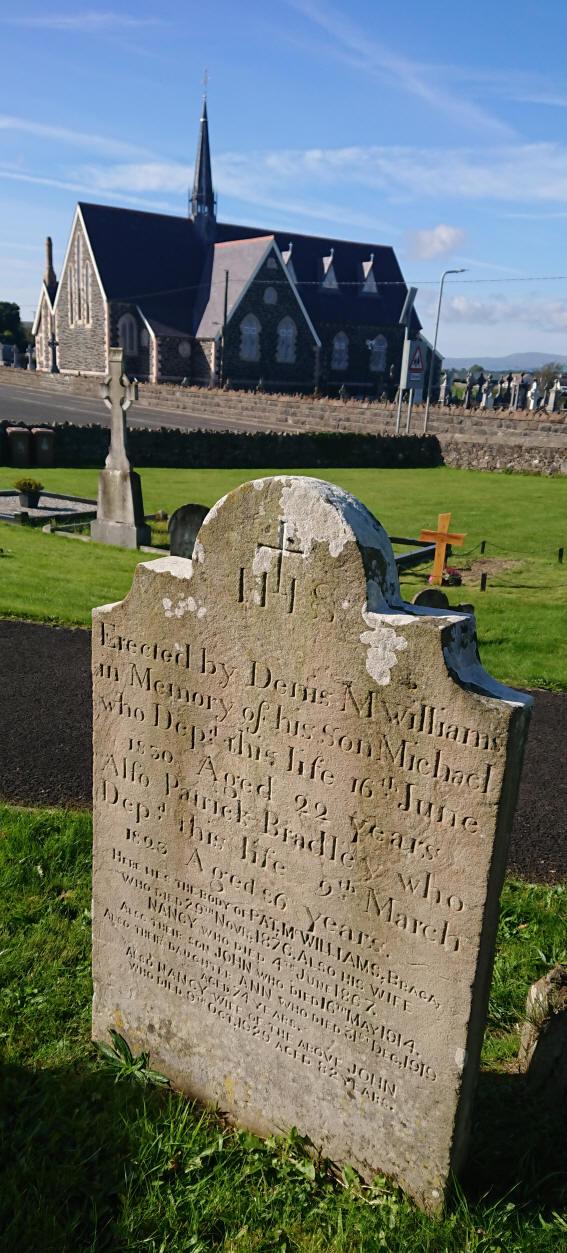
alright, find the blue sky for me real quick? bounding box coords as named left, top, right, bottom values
left=3, top=0, right=567, bottom=357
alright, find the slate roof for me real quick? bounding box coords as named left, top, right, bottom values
left=78, top=201, right=421, bottom=338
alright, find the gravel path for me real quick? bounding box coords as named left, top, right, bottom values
left=0, top=618, right=565, bottom=883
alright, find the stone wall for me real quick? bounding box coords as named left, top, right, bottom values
left=56, top=217, right=107, bottom=375
left=222, top=252, right=318, bottom=392
left=2, top=370, right=566, bottom=474
left=318, top=320, right=404, bottom=398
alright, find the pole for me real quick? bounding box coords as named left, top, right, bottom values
left=423, top=267, right=466, bottom=433
left=405, top=388, right=414, bottom=434
left=396, top=326, right=408, bottom=434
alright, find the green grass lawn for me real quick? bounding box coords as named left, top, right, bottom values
left=1, top=465, right=566, bottom=689
left=1, top=804, right=565, bottom=1252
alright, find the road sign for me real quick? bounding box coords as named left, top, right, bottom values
left=409, top=345, right=424, bottom=372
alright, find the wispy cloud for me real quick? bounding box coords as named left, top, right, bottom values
left=406, top=224, right=466, bottom=260
left=447, top=294, right=567, bottom=333
left=0, top=115, right=154, bottom=160
left=0, top=167, right=178, bottom=212
left=283, top=0, right=514, bottom=139
left=71, top=156, right=398, bottom=235
left=4, top=10, right=163, bottom=31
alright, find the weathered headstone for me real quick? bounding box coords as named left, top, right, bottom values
left=92, top=476, right=531, bottom=1213
left=91, top=347, right=151, bottom=550
left=168, top=503, right=209, bottom=558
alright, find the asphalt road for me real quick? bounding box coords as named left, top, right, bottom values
left=0, top=378, right=269, bottom=434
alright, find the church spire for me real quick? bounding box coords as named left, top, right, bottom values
left=190, top=82, right=216, bottom=223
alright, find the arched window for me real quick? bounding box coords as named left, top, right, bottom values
left=240, top=313, right=261, bottom=362
left=276, top=316, right=297, bottom=364
left=76, top=237, right=82, bottom=320
left=68, top=266, right=74, bottom=325
left=118, top=313, right=138, bottom=355
left=331, top=331, right=348, bottom=370
left=84, top=262, right=91, bottom=325
left=368, top=333, right=387, bottom=372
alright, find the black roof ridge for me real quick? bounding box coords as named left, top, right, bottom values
left=78, top=201, right=188, bottom=224
left=78, top=202, right=399, bottom=256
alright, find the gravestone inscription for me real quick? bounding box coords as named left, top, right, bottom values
left=92, top=476, right=531, bottom=1213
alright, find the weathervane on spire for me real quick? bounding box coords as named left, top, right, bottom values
left=203, top=67, right=209, bottom=101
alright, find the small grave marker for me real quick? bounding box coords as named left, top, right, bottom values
left=419, top=513, right=466, bottom=585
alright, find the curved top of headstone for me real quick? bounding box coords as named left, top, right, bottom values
left=117, top=476, right=529, bottom=708
left=197, top=476, right=403, bottom=612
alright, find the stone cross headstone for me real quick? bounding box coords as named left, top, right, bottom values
left=547, top=377, right=562, bottom=413
left=92, top=476, right=531, bottom=1214
left=527, top=379, right=541, bottom=411
left=91, top=347, right=151, bottom=550
left=479, top=375, right=494, bottom=410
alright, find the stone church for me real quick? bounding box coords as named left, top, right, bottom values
left=33, top=101, right=426, bottom=396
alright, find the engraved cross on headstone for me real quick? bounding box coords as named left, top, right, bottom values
left=256, top=521, right=306, bottom=592
left=240, top=518, right=307, bottom=613
left=100, top=347, right=138, bottom=474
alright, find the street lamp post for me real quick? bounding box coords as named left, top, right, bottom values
left=423, top=268, right=466, bottom=433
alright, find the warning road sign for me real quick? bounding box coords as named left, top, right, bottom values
left=409, top=345, right=424, bottom=372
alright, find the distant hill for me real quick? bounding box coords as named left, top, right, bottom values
left=445, top=352, right=567, bottom=372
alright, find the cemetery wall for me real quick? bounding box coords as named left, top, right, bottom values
left=1, top=371, right=567, bottom=473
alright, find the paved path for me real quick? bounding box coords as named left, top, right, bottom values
left=0, top=379, right=270, bottom=434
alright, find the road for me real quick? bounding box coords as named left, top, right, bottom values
left=0, top=379, right=270, bottom=434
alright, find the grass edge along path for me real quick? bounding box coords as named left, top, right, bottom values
left=0, top=804, right=566, bottom=1252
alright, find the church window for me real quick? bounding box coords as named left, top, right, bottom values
left=264, top=286, right=277, bottom=305
left=68, top=266, right=74, bottom=325
left=178, top=339, right=191, bottom=358
left=84, top=262, right=91, bottom=325
left=140, top=328, right=150, bottom=348
left=267, top=256, right=277, bottom=270
left=331, top=331, right=348, bottom=370
left=118, top=313, right=138, bottom=355
left=368, top=333, right=387, bottom=372
left=76, top=237, right=82, bottom=320
left=240, top=313, right=261, bottom=362
left=276, top=316, right=297, bottom=364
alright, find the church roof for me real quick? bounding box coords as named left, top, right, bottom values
left=77, top=201, right=421, bottom=338
left=195, top=236, right=275, bottom=338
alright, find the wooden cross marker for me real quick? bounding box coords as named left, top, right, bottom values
left=419, top=512, right=466, bottom=585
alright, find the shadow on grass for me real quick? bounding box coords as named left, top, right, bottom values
left=0, top=1058, right=168, bottom=1253
left=464, top=1070, right=567, bottom=1213
left=1, top=1057, right=566, bottom=1252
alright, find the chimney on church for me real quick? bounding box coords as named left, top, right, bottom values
left=44, top=236, right=57, bottom=301
left=189, top=95, right=216, bottom=232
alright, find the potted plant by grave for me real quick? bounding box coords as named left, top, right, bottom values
left=14, top=476, right=44, bottom=509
